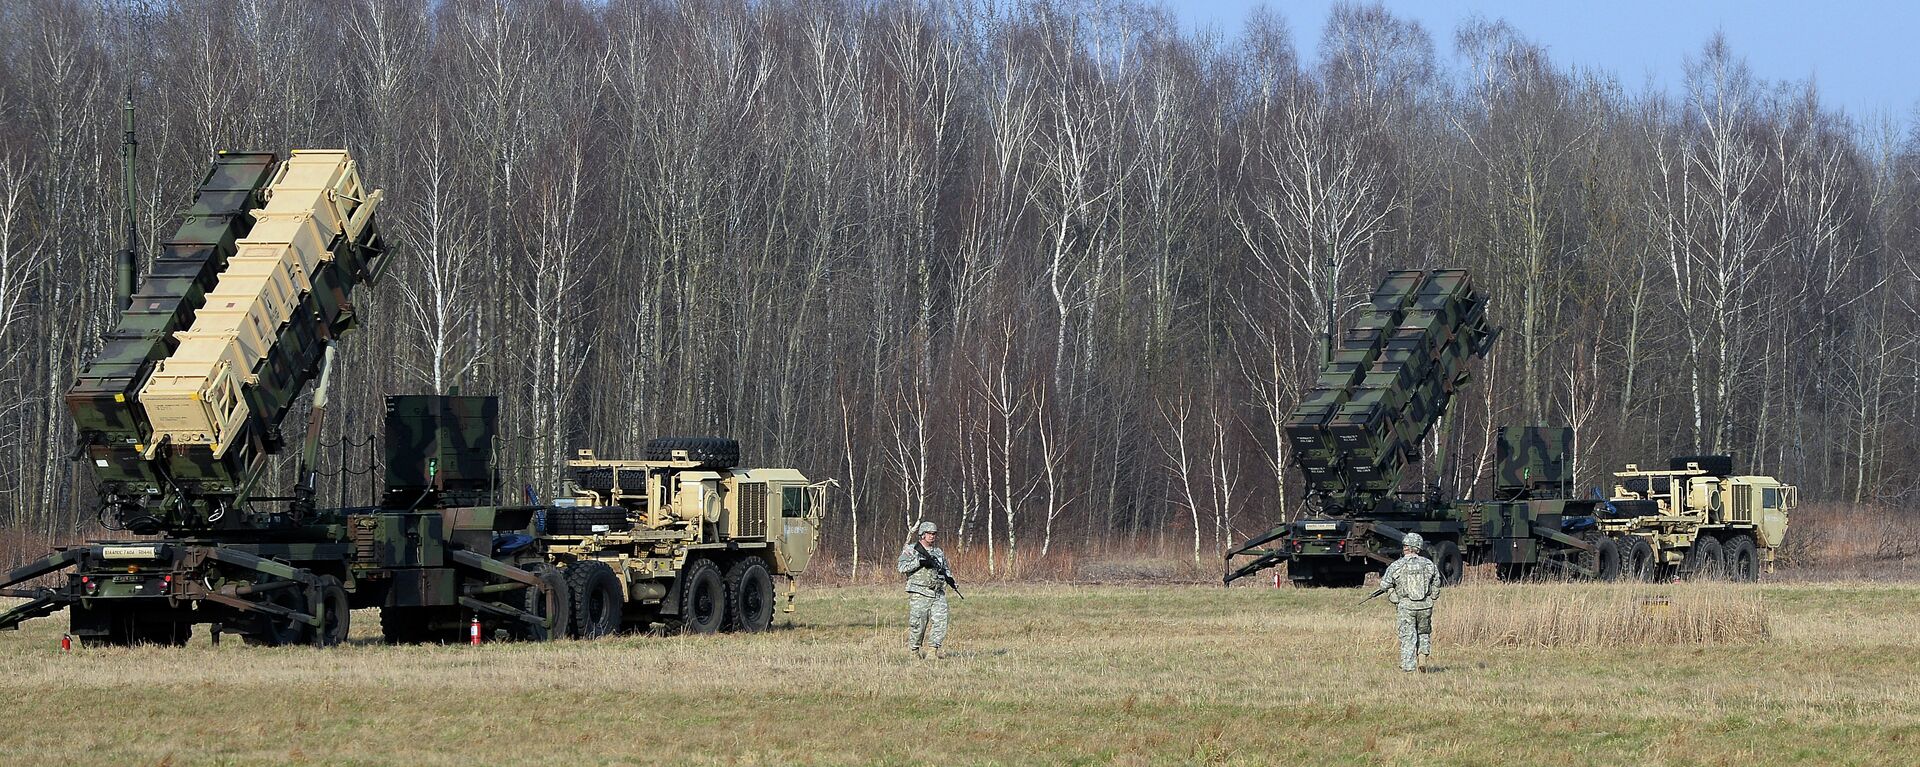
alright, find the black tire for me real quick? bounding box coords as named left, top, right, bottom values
left=1432, top=540, right=1464, bottom=586
left=379, top=608, right=427, bottom=644
left=517, top=562, right=572, bottom=641
left=677, top=558, right=727, bottom=634
left=1581, top=532, right=1621, bottom=581
left=645, top=437, right=740, bottom=469
left=245, top=580, right=313, bottom=647
left=1605, top=499, right=1659, bottom=518
left=1686, top=536, right=1724, bottom=581
left=544, top=507, right=634, bottom=535
left=142, top=621, right=193, bottom=647
left=313, top=576, right=351, bottom=648
left=724, top=556, right=775, bottom=633
left=567, top=560, right=625, bottom=639
left=1724, top=534, right=1758, bottom=582
left=380, top=606, right=462, bottom=644
left=1623, top=537, right=1657, bottom=582
left=1668, top=454, right=1734, bottom=476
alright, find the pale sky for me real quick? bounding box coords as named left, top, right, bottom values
left=1168, top=0, right=1918, bottom=122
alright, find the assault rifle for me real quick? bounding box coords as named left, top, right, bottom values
left=1358, top=586, right=1390, bottom=606
left=914, top=539, right=964, bottom=599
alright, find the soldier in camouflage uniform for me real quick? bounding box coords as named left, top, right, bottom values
left=1377, top=532, right=1440, bottom=672
left=897, top=521, right=951, bottom=659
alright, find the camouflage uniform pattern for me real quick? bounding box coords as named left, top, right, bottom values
left=1379, top=551, right=1440, bottom=671
left=898, top=542, right=949, bottom=652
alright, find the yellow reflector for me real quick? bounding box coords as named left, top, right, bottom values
left=127, top=565, right=139, bottom=573
left=113, top=393, right=126, bottom=402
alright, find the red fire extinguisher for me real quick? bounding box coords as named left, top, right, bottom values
left=469, top=617, right=482, bottom=646
left=60, top=633, right=72, bottom=652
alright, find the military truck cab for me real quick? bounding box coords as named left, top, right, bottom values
left=538, top=441, right=825, bottom=638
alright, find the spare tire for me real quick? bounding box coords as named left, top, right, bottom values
left=1668, top=454, right=1734, bottom=476
left=645, top=437, right=740, bottom=469
left=543, top=507, right=633, bottom=535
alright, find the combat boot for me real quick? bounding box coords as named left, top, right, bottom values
left=910, top=646, right=924, bottom=659
left=931, top=646, right=945, bottom=660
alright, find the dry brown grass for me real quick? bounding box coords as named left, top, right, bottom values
left=1438, top=582, right=1769, bottom=647
left=0, top=581, right=1917, bottom=766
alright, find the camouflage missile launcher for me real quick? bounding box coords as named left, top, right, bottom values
left=0, top=394, right=571, bottom=646
left=1225, top=271, right=1647, bottom=586
left=1, top=145, right=571, bottom=645
left=1229, top=270, right=1500, bottom=587
left=536, top=440, right=826, bottom=638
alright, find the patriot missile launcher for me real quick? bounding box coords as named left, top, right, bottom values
left=1225, top=270, right=1614, bottom=586
left=0, top=144, right=571, bottom=646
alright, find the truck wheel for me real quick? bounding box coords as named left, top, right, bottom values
left=245, top=580, right=314, bottom=646
left=1585, top=533, right=1622, bottom=581
left=724, top=556, right=775, bottom=632
left=518, top=562, right=573, bottom=641
left=1432, top=540, right=1464, bottom=585
left=380, top=607, right=462, bottom=644
left=1623, top=537, right=1657, bottom=582
left=677, top=558, right=726, bottom=635
left=314, top=576, right=351, bottom=648
left=1724, top=535, right=1758, bottom=581
left=1686, top=537, right=1724, bottom=581
left=645, top=437, right=740, bottom=469
left=1495, top=562, right=1531, bottom=581
left=567, top=560, right=625, bottom=639
left=142, top=621, right=193, bottom=647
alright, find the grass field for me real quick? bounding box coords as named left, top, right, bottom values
left=1, top=581, right=1916, bottom=766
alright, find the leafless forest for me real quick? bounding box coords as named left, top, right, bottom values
left=0, top=0, right=1914, bottom=572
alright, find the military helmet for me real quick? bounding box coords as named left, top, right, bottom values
left=916, top=520, right=938, bottom=535
left=1401, top=532, right=1424, bottom=550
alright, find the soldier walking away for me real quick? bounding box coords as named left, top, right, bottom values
left=898, top=521, right=952, bottom=659
left=1376, top=532, right=1441, bottom=672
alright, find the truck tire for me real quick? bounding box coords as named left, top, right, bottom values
left=677, top=558, right=727, bottom=634
left=1724, top=534, right=1758, bottom=582
left=314, top=575, right=351, bottom=648
left=724, top=556, right=775, bottom=632
left=1581, top=533, right=1621, bottom=582
left=543, top=507, right=633, bottom=535
left=1622, top=537, right=1657, bottom=582
left=1668, top=454, right=1734, bottom=476
left=380, top=606, right=462, bottom=644
left=245, top=579, right=314, bottom=647
left=645, top=437, right=740, bottom=469
left=1432, top=540, right=1464, bottom=586
left=517, top=562, right=572, bottom=641
left=567, top=560, right=625, bottom=639
left=1686, top=536, right=1724, bottom=581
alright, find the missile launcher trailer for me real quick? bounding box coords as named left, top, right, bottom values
left=541, top=443, right=825, bottom=638
left=1224, top=269, right=1796, bottom=587
left=0, top=150, right=573, bottom=646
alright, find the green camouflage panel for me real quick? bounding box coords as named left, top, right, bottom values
left=1495, top=426, right=1574, bottom=499
left=383, top=395, right=500, bottom=509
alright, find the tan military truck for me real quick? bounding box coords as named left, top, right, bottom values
left=1601, top=455, right=1794, bottom=581
left=537, top=437, right=826, bottom=637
